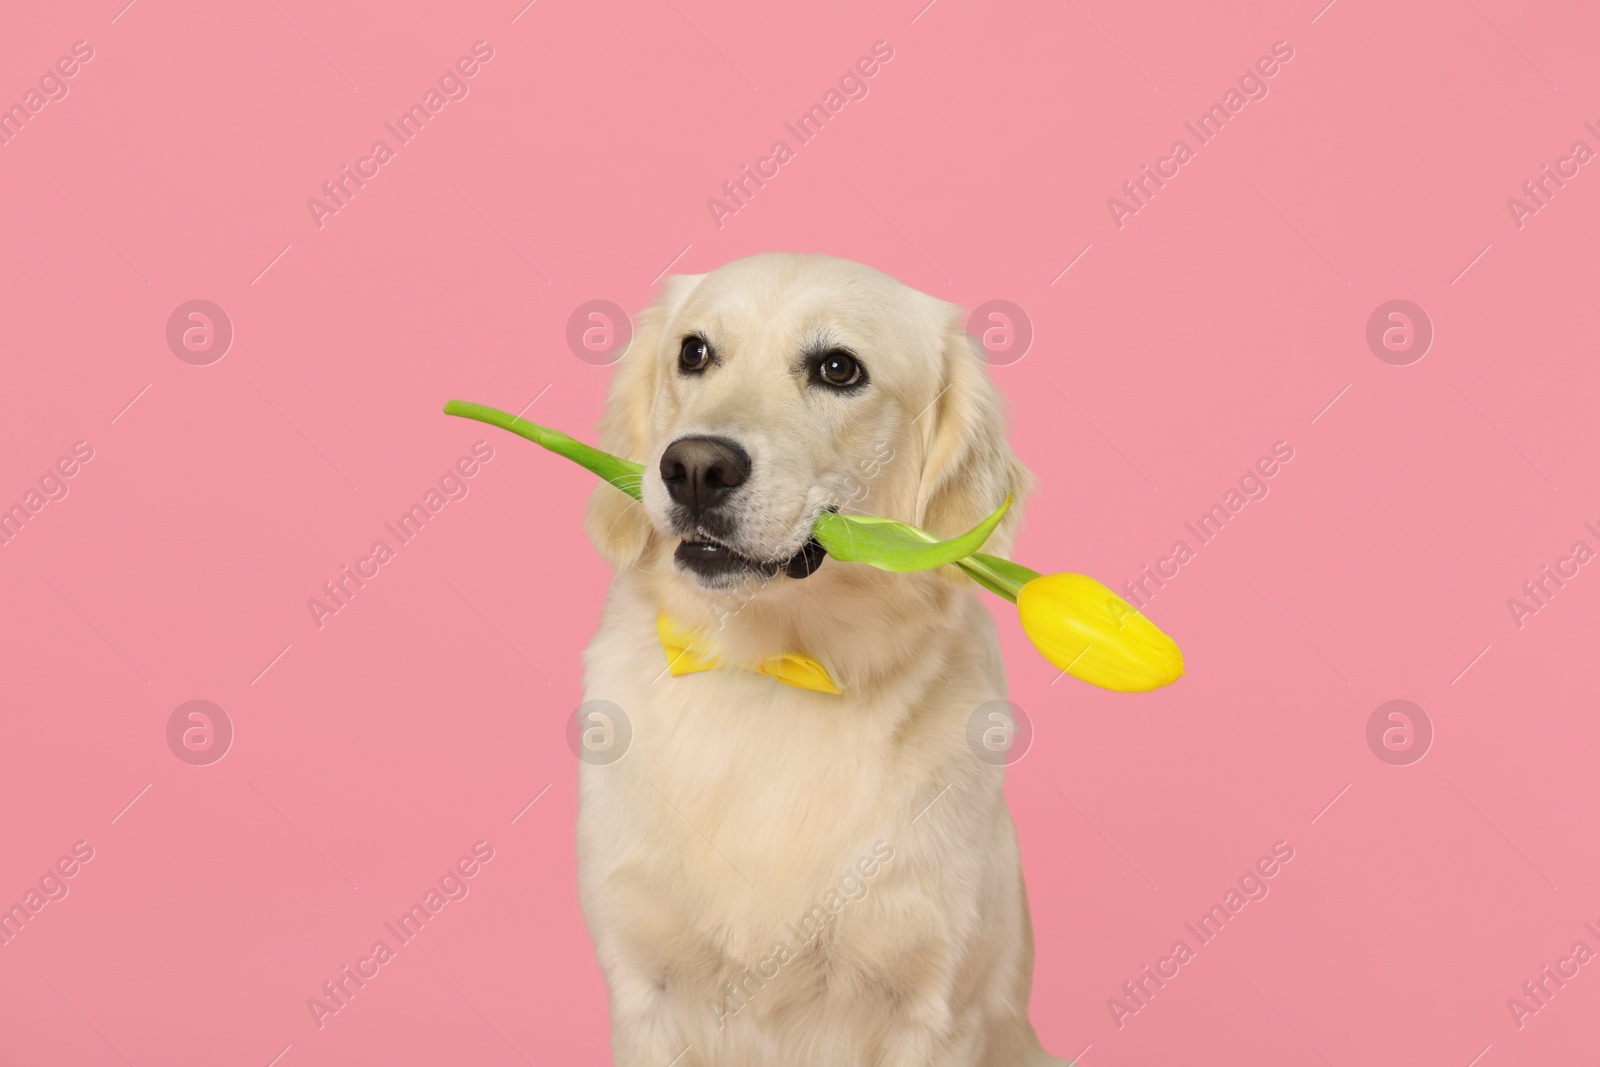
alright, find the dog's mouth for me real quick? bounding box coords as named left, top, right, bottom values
left=674, top=535, right=826, bottom=582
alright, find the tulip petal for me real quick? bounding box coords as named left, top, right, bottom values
left=1017, top=574, right=1184, bottom=692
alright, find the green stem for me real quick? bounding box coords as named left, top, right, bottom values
left=954, top=553, right=1041, bottom=603
left=445, top=399, right=1044, bottom=598
left=444, top=400, right=645, bottom=500
left=896, top=524, right=1040, bottom=602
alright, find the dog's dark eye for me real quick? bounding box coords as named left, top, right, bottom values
left=679, top=336, right=711, bottom=374
left=815, top=350, right=864, bottom=389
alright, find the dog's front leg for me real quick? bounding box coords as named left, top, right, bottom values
left=607, top=969, right=766, bottom=1067
left=816, top=965, right=979, bottom=1067
left=590, top=898, right=757, bottom=1067
left=607, top=988, right=697, bottom=1067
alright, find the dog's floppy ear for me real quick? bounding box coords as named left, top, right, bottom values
left=584, top=274, right=705, bottom=567
left=914, top=309, right=1033, bottom=563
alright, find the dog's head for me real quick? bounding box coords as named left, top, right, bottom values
left=586, top=253, right=1030, bottom=606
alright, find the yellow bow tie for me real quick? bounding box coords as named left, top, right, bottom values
left=657, top=615, right=842, bottom=695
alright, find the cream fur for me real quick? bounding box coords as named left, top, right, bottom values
left=578, top=253, right=1062, bottom=1066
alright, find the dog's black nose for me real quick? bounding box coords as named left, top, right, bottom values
left=659, top=435, right=751, bottom=515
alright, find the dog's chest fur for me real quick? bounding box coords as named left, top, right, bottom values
left=576, top=574, right=1019, bottom=1015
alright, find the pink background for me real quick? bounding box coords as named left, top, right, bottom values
left=3, top=0, right=1597, bottom=1063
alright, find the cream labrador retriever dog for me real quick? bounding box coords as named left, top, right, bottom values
left=578, top=252, right=1064, bottom=1066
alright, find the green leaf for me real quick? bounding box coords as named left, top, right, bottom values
left=840, top=510, right=1038, bottom=595
left=812, top=498, right=1010, bottom=573
left=444, top=400, right=645, bottom=500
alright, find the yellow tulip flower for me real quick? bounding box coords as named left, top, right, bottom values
left=1016, top=573, right=1184, bottom=692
